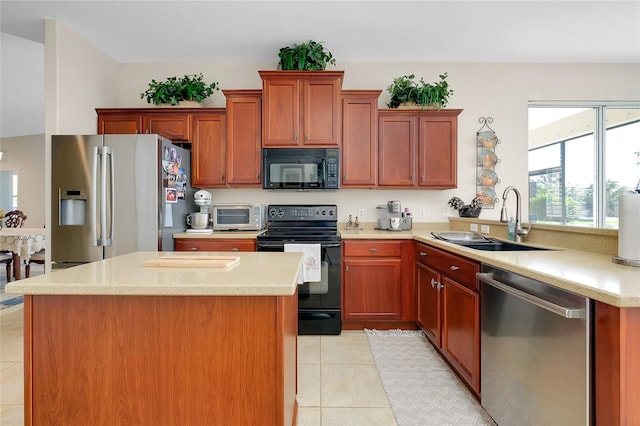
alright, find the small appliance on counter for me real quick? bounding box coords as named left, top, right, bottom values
left=376, top=200, right=412, bottom=231
left=212, top=204, right=266, bottom=231
left=186, top=189, right=213, bottom=233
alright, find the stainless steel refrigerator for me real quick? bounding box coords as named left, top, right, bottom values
left=51, top=134, right=195, bottom=266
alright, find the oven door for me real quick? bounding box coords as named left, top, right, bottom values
left=257, top=240, right=342, bottom=335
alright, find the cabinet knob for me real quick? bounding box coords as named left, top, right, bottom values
left=369, top=247, right=378, bottom=253
left=450, top=265, right=460, bottom=271
left=190, top=247, right=198, bottom=251
left=419, top=251, right=426, bottom=256
left=305, top=133, right=309, bottom=141
left=430, top=278, right=437, bottom=288
left=421, top=175, right=425, bottom=182
left=294, top=133, right=298, bottom=141
left=437, top=282, right=444, bottom=291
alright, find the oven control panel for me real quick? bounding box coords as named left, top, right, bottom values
left=267, top=205, right=337, bottom=221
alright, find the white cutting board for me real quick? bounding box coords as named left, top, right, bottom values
left=143, top=254, right=240, bottom=268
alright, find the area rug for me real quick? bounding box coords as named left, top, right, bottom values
left=365, top=329, right=496, bottom=426
left=0, top=295, right=23, bottom=310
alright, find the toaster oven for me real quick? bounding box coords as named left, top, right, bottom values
left=211, top=204, right=266, bottom=231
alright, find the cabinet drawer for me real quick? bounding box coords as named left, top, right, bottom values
left=416, top=243, right=479, bottom=291
left=175, top=239, right=255, bottom=252
left=344, top=240, right=402, bottom=257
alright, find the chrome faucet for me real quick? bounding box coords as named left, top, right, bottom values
left=499, top=186, right=531, bottom=242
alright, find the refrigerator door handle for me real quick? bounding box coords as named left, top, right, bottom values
left=92, top=146, right=101, bottom=246
left=102, top=146, right=113, bottom=247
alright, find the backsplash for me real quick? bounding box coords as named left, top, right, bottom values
left=449, top=217, right=618, bottom=256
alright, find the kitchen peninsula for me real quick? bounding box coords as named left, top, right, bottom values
left=6, top=251, right=302, bottom=426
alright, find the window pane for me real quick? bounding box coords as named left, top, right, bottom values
left=565, top=134, right=595, bottom=226
left=605, top=109, right=640, bottom=228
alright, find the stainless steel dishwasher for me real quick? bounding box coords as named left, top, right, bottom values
left=478, top=265, right=592, bottom=426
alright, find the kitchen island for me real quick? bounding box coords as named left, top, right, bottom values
left=6, top=251, right=303, bottom=426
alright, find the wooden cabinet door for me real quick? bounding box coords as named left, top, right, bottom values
left=175, top=238, right=256, bottom=252
left=441, top=276, right=480, bottom=393
left=302, top=78, right=341, bottom=146
left=191, top=114, right=226, bottom=187
left=378, top=114, right=417, bottom=186
left=262, top=78, right=300, bottom=146
left=143, top=114, right=190, bottom=141
left=260, top=71, right=343, bottom=147
left=98, top=113, right=142, bottom=134
left=343, top=258, right=402, bottom=320
left=341, top=91, right=380, bottom=187
left=417, top=115, right=458, bottom=188
left=225, top=90, right=262, bottom=186
left=416, top=262, right=442, bottom=346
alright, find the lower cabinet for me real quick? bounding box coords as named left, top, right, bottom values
left=343, top=240, right=415, bottom=328
left=416, top=242, right=480, bottom=396
left=174, top=238, right=256, bottom=252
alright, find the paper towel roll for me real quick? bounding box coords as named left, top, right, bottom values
left=618, top=192, right=640, bottom=261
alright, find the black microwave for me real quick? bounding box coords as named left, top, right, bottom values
left=263, top=148, right=340, bottom=190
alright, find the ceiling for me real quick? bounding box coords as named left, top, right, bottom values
left=1, top=0, right=639, bottom=64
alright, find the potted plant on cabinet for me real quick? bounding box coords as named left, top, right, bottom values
left=140, top=73, right=220, bottom=106
left=277, top=40, right=336, bottom=71
left=387, top=73, right=453, bottom=109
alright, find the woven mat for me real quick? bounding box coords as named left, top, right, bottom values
left=365, top=329, right=496, bottom=426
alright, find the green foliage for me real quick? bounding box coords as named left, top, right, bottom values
left=140, top=73, right=220, bottom=106
left=277, top=40, right=336, bottom=71
left=387, top=73, right=453, bottom=109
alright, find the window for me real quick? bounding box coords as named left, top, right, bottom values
left=528, top=103, right=640, bottom=229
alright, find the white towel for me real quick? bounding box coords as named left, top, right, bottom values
left=284, top=244, right=321, bottom=284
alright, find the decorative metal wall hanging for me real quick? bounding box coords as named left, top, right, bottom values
left=476, top=117, right=500, bottom=208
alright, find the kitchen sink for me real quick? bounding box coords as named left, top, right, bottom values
left=431, top=231, right=554, bottom=251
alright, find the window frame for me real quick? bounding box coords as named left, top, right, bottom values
left=528, top=101, right=640, bottom=229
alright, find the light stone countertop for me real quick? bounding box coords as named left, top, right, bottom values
left=6, top=251, right=302, bottom=297
left=342, top=224, right=640, bottom=308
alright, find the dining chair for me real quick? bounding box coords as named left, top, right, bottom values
left=25, top=250, right=45, bottom=278
left=2, top=210, right=28, bottom=280
left=4, top=210, right=27, bottom=228
left=0, top=252, right=11, bottom=282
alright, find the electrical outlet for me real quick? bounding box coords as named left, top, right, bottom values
left=419, top=208, right=426, bottom=218
left=481, top=225, right=490, bottom=234
left=358, top=208, right=365, bottom=218
left=470, top=223, right=478, bottom=232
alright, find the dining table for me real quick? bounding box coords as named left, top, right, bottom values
left=0, top=227, right=46, bottom=280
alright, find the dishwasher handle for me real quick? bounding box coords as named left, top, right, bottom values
left=476, top=272, right=585, bottom=319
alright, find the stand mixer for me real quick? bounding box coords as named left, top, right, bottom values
left=186, top=189, right=213, bottom=233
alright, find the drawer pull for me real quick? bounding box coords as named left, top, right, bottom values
left=369, top=247, right=378, bottom=253
left=419, top=251, right=427, bottom=256
left=231, top=247, right=239, bottom=252
left=450, top=265, right=460, bottom=271
left=190, top=247, right=198, bottom=251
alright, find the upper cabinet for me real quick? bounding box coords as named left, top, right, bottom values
left=191, top=112, right=226, bottom=187
left=259, top=71, right=343, bottom=147
left=96, top=108, right=220, bottom=143
left=378, top=109, right=462, bottom=189
left=223, top=90, right=262, bottom=187
left=341, top=90, right=381, bottom=187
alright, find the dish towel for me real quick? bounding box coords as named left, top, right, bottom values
left=284, top=243, right=321, bottom=284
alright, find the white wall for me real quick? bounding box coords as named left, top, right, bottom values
left=0, top=135, right=46, bottom=227
left=0, top=33, right=45, bottom=139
